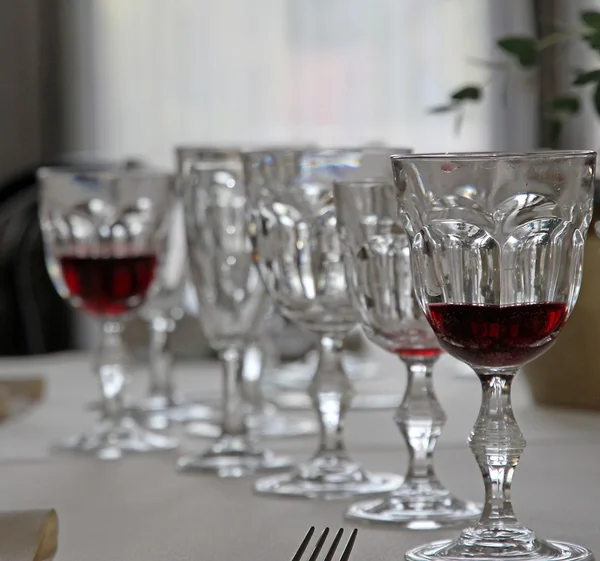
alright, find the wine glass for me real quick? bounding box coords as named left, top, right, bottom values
left=38, top=165, right=179, bottom=459
left=392, top=151, right=596, bottom=561
left=177, top=146, right=318, bottom=439
left=334, top=179, right=480, bottom=527
left=244, top=147, right=407, bottom=499
left=135, top=192, right=215, bottom=430
left=177, top=148, right=293, bottom=477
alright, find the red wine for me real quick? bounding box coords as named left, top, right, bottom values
left=427, top=302, right=568, bottom=368
left=60, top=254, right=157, bottom=316
left=395, top=347, right=443, bottom=360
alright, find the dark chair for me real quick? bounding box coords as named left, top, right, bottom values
left=0, top=166, right=72, bottom=355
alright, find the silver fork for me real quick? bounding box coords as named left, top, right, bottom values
left=291, top=527, right=358, bottom=561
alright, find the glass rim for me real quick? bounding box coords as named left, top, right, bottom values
left=333, top=178, right=394, bottom=188
left=243, top=146, right=413, bottom=158
left=37, top=165, right=172, bottom=181
left=176, top=146, right=242, bottom=159
left=176, top=144, right=317, bottom=161
left=390, top=150, right=596, bottom=162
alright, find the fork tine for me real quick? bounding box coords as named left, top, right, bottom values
left=323, top=528, right=344, bottom=561
left=338, top=529, right=358, bottom=561
left=291, top=527, right=315, bottom=561
left=307, top=528, right=330, bottom=561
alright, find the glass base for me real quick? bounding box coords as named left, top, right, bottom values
left=55, top=416, right=178, bottom=460
left=176, top=435, right=294, bottom=478
left=186, top=412, right=318, bottom=439
left=254, top=456, right=402, bottom=500
left=406, top=538, right=594, bottom=561
left=272, top=391, right=400, bottom=411
left=137, top=396, right=218, bottom=431
left=346, top=488, right=480, bottom=529
left=250, top=410, right=318, bottom=438
left=268, top=352, right=380, bottom=390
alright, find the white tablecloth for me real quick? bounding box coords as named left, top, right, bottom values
left=0, top=351, right=599, bottom=561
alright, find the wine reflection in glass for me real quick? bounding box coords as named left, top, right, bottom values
left=39, top=166, right=178, bottom=459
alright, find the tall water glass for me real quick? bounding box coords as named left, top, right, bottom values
left=178, top=146, right=317, bottom=439
left=178, top=149, right=293, bottom=477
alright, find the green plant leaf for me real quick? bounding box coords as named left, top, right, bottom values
left=547, top=119, right=563, bottom=148
left=573, top=69, right=600, bottom=85
left=454, top=108, right=465, bottom=135
left=429, top=105, right=455, bottom=114
left=582, top=10, right=600, bottom=30
left=594, top=81, right=600, bottom=118
left=497, top=36, right=538, bottom=67
left=450, top=86, right=481, bottom=101
left=584, top=30, right=600, bottom=53
left=551, top=96, right=581, bottom=114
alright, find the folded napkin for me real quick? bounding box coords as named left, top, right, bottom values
left=0, top=509, right=58, bottom=561
left=0, top=378, right=44, bottom=421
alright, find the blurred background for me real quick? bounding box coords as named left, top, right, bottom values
left=0, top=0, right=597, bottom=356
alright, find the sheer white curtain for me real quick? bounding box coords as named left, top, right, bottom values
left=59, top=0, right=536, bottom=168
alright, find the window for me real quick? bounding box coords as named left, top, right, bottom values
left=59, top=0, right=535, bottom=166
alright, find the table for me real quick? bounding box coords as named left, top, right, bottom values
left=0, top=350, right=598, bottom=561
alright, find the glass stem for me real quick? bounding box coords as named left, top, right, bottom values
left=308, top=334, right=354, bottom=458
left=219, top=346, right=248, bottom=438
left=94, top=320, right=129, bottom=421
left=395, top=358, right=445, bottom=486
left=470, top=372, right=529, bottom=535
left=147, top=315, right=176, bottom=404
left=242, top=343, right=266, bottom=412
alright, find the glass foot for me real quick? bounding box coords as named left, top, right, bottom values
left=254, top=456, right=402, bottom=500
left=176, top=435, right=294, bottom=478
left=406, top=538, right=594, bottom=561
left=55, top=416, right=178, bottom=460
left=346, top=487, right=480, bottom=529
left=184, top=421, right=220, bottom=439
left=137, top=397, right=218, bottom=431
left=272, top=391, right=400, bottom=411
left=249, top=410, right=319, bottom=438
left=186, top=412, right=318, bottom=439
left=268, top=352, right=380, bottom=389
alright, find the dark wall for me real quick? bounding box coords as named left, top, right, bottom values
left=0, top=1, right=44, bottom=181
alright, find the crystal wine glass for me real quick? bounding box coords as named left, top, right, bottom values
left=177, top=148, right=293, bottom=477
left=244, top=147, right=407, bottom=499
left=38, top=165, right=179, bottom=459
left=392, top=151, right=596, bottom=561
left=177, top=146, right=317, bottom=440
left=135, top=191, right=215, bottom=430
left=334, top=178, right=480, bottom=527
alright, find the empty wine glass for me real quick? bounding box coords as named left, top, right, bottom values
left=38, top=165, right=178, bottom=459
left=177, top=148, right=293, bottom=477
left=392, top=151, right=596, bottom=561
left=244, top=147, right=407, bottom=499
left=135, top=192, right=215, bottom=430
left=178, top=146, right=317, bottom=440
left=334, top=179, right=480, bottom=528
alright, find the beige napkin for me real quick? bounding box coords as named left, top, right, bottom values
left=0, top=510, right=58, bottom=561
left=0, top=378, right=44, bottom=421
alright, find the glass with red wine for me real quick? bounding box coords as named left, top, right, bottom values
left=391, top=151, right=596, bottom=561
left=334, top=179, right=480, bottom=528
left=38, top=165, right=178, bottom=459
